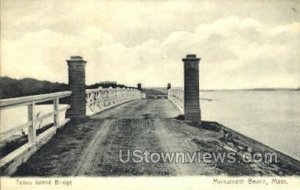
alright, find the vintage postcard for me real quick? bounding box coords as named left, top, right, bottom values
left=1, top=0, right=300, bottom=189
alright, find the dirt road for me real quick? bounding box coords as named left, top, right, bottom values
left=14, top=99, right=300, bottom=176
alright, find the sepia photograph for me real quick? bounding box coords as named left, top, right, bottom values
left=1, top=0, right=300, bottom=189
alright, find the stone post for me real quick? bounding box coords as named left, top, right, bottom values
left=167, top=83, right=171, bottom=90
left=137, top=83, right=142, bottom=90
left=66, top=56, right=87, bottom=120
left=182, top=54, right=201, bottom=125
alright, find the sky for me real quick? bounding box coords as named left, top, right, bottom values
left=1, top=0, right=300, bottom=89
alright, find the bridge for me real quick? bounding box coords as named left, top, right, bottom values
left=1, top=55, right=300, bottom=176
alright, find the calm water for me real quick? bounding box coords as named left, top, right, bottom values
left=0, top=105, right=68, bottom=135
left=1, top=91, right=299, bottom=160
left=200, top=90, right=300, bottom=160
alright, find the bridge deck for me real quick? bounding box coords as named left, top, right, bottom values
left=13, top=99, right=300, bottom=176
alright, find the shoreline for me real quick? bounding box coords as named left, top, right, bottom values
left=202, top=120, right=300, bottom=175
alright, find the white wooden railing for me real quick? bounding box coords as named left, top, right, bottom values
left=0, top=87, right=144, bottom=174
left=86, top=87, right=143, bottom=116
left=167, top=88, right=184, bottom=113
left=0, top=91, right=71, bottom=174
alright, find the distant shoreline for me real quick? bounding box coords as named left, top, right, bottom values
left=143, top=87, right=300, bottom=91
left=201, top=88, right=300, bottom=92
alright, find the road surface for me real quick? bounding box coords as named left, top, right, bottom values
left=14, top=99, right=299, bottom=176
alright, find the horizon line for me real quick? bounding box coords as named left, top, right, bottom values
left=1, top=76, right=299, bottom=91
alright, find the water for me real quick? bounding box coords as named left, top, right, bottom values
left=0, top=104, right=68, bottom=135
left=200, top=90, right=300, bottom=160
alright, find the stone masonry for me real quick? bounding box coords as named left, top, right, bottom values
left=182, top=54, right=201, bottom=124
left=66, top=56, right=87, bottom=120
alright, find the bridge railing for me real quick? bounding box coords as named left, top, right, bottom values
left=167, top=88, right=184, bottom=113
left=0, top=91, right=71, bottom=174
left=86, top=87, right=143, bottom=116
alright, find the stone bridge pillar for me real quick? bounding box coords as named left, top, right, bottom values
left=137, top=83, right=142, bottom=90
left=182, top=54, right=201, bottom=125
left=167, top=83, right=171, bottom=90
left=66, top=56, right=87, bottom=120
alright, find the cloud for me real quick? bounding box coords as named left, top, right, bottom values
left=1, top=3, right=300, bottom=89
left=156, top=17, right=300, bottom=89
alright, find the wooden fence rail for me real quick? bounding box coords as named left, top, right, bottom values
left=0, top=91, right=71, bottom=175
left=86, top=87, right=143, bottom=116
left=0, top=55, right=146, bottom=175
left=167, top=88, right=184, bottom=113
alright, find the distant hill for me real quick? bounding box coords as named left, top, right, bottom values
left=87, top=81, right=136, bottom=89
left=0, top=77, right=69, bottom=99
left=0, top=77, right=136, bottom=99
